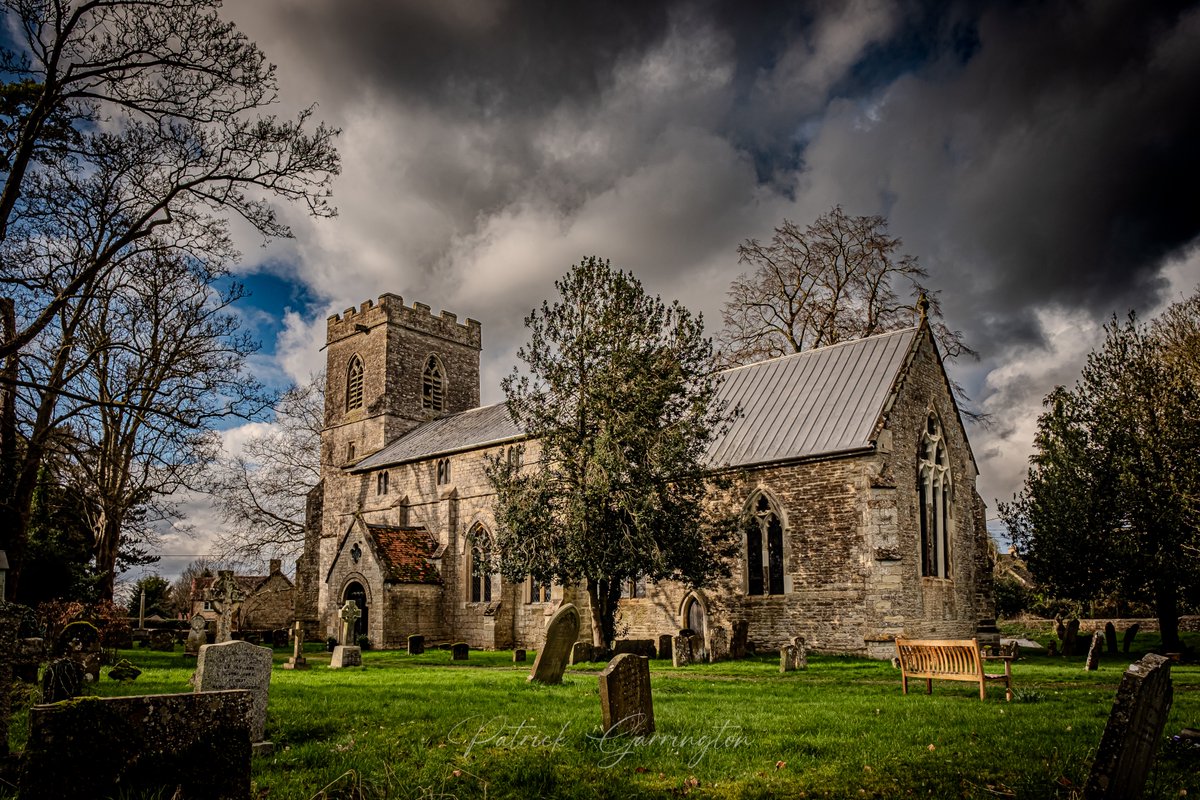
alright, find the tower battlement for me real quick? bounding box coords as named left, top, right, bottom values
left=327, top=294, right=481, bottom=350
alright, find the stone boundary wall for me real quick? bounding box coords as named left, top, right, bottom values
left=1014, top=616, right=1200, bottom=634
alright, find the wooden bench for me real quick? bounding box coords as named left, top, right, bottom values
left=894, top=637, right=1013, bottom=701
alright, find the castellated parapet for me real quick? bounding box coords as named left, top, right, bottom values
left=326, top=294, right=481, bottom=351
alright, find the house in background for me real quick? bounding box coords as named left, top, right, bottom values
left=190, top=559, right=296, bottom=633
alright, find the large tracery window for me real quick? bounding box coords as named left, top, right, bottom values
left=422, top=355, right=445, bottom=412
left=746, top=494, right=785, bottom=596
left=467, top=525, right=495, bottom=603
left=919, top=415, right=952, bottom=578
left=346, top=355, right=364, bottom=411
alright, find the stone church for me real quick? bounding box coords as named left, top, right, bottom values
left=294, top=293, right=995, bottom=658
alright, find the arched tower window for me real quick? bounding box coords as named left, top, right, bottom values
left=467, top=525, right=494, bottom=603
left=919, top=415, right=952, bottom=578
left=745, top=493, right=785, bottom=596
left=422, top=355, right=445, bottom=412
left=346, top=355, right=364, bottom=411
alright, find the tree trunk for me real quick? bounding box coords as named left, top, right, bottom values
left=1154, top=580, right=1180, bottom=652
left=585, top=576, right=623, bottom=650
left=94, top=511, right=122, bottom=602
left=0, top=297, right=16, bottom=600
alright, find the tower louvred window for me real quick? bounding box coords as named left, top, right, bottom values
left=422, top=355, right=445, bottom=411
left=346, top=356, right=364, bottom=411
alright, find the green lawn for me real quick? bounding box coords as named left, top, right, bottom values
left=7, top=634, right=1200, bottom=799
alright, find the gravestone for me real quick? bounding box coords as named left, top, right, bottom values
left=780, top=645, right=803, bottom=673
left=1104, top=622, right=1118, bottom=655
left=688, top=632, right=705, bottom=663
left=21, top=690, right=252, bottom=800
left=194, top=640, right=273, bottom=746
left=407, top=634, right=425, bottom=655
left=672, top=633, right=695, bottom=667
left=708, top=627, right=730, bottom=662
left=149, top=629, right=175, bottom=651
left=1047, top=639, right=1058, bottom=657
left=1123, top=623, right=1140, bottom=654
left=1064, top=618, right=1080, bottom=657
left=792, top=636, right=809, bottom=669
left=330, top=600, right=363, bottom=669
left=528, top=603, right=580, bottom=685
left=570, top=641, right=598, bottom=665
left=271, top=628, right=288, bottom=649
left=0, top=606, right=17, bottom=757
left=185, top=614, right=208, bottom=657
left=41, top=657, right=84, bottom=703
left=1083, top=654, right=1173, bottom=800
left=613, top=639, right=656, bottom=659
left=658, top=634, right=673, bottom=661
left=451, top=642, right=469, bottom=660
left=282, top=621, right=308, bottom=670
left=513, top=649, right=526, bottom=662
left=1085, top=632, right=1103, bottom=671
left=207, top=570, right=246, bottom=644
left=598, top=654, right=654, bottom=736
left=108, top=659, right=141, bottom=681
left=730, top=620, right=749, bottom=660
left=54, top=620, right=102, bottom=682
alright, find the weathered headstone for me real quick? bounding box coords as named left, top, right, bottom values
left=688, top=632, right=705, bottom=663
left=658, top=633, right=673, bottom=661
left=528, top=603, right=580, bottom=685
left=207, top=570, right=246, bottom=644
left=149, top=628, right=175, bottom=651
left=672, top=633, right=695, bottom=667
left=407, top=634, right=425, bottom=655
left=108, top=659, right=142, bottom=681
left=792, top=636, right=809, bottom=669
left=513, top=649, right=527, bottom=662
left=1083, top=654, right=1173, bottom=800
left=21, top=690, right=252, bottom=800
left=54, top=620, right=102, bottom=682
left=1086, top=631, right=1103, bottom=671
left=1104, top=622, right=1118, bottom=655
left=730, top=620, right=749, bottom=660
left=598, top=654, right=655, bottom=736
left=708, top=627, right=730, bottom=662
left=451, top=642, right=469, bottom=661
left=195, top=640, right=273, bottom=746
left=330, top=644, right=362, bottom=668
left=1122, top=623, right=1140, bottom=654
left=570, top=641, right=597, bottom=665
left=780, top=644, right=803, bottom=673
left=41, top=657, right=84, bottom=703
left=1064, top=618, right=1080, bottom=657
left=282, top=621, right=308, bottom=670
left=185, top=614, right=208, bottom=657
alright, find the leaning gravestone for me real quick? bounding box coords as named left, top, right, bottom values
left=41, top=657, right=84, bottom=703
left=658, top=634, right=673, bottom=662
left=528, top=602, right=580, bottom=685
left=194, top=640, right=273, bottom=748
left=1104, top=622, right=1118, bottom=655
left=730, top=620, right=749, bottom=660
left=1086, top=631, right=1103, bottom=671
left=598, top=654, right=654, bottom=736
left=1123, top=623, right=1140, bottom=654
left=451, top=642, right=470, bottom=661
left=21, top=690, right=252, bottom=800
left=1064, top=618, right=1080, bottom=657
left=1083, top=654, right=1173, bottom=800
left=185, top=614, right=208, bottom=657
left=330, top=599, right=363, bottom=669
left=408, top=634, right=425, bottom=655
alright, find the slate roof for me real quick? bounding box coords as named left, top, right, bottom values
left=352, top=326, right=922, bottom=472
left=365, top=524, right=443, bottom=585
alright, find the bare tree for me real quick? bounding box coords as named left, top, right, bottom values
left=718, top=206, right=973, bottom=366
left=168, top=557, right=213, bottom=617
left=206, top=372, right=324, bottom=563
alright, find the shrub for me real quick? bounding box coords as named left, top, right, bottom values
left=993, top=576, right=1029, bottom=619
left=356, top=635, right=373, bottom=650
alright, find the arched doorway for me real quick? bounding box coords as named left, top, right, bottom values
left=681, top=593, right=708, bottom=662
left=343, top=582, right=368, bottom=640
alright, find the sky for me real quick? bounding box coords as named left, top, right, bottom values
left=147, top=0, right=1200, bottom=584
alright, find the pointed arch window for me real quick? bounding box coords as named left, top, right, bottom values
left=422, top=355, right=445, bottom=412
left=919, top=415, right=952, bottom=578
left=746, top=494, right=785, bottom=596
left=467, top=525, right=495, bottom=603
left=346, top=355, right=364, bottom=411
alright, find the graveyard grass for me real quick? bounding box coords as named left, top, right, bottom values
left=6, top=630, right=1199, bottom=799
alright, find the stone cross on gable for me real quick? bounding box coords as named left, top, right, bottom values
left=339, top=600, right=361, bottom=645
left=206, top=570, right=245, bottom=643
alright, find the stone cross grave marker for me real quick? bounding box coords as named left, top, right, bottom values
left=598, top=653, right=655, bottom=736
left=195, top=640, right=273, bottom=748
left=184, top=614, right=208, bottom=657
left=528, top=602, right=579, bottom=685
left=282, top=621, right=308, bottom=670
left=1086, top=630, right=1103, bottom=671
left=339, top=599, right=361, bottom=645
left=207, top=570, right=245, bottom=644
left=408, top=634, right=424, bottom=655
left=1104, top=622, right=1118, bottom=655
left=1083, top=654, right=1173, bottom=800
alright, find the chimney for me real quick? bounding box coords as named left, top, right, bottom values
left=269, top=559, right=282, bottom=575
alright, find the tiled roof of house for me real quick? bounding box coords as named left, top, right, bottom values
left=366, top=524, right=444, bottom=585
left=190, top=574, right=266, bottom=602
left=352, top=326, right=922, bottom=472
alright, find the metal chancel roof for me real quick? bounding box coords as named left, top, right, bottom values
left=352, top=326, right=919, bottom=472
